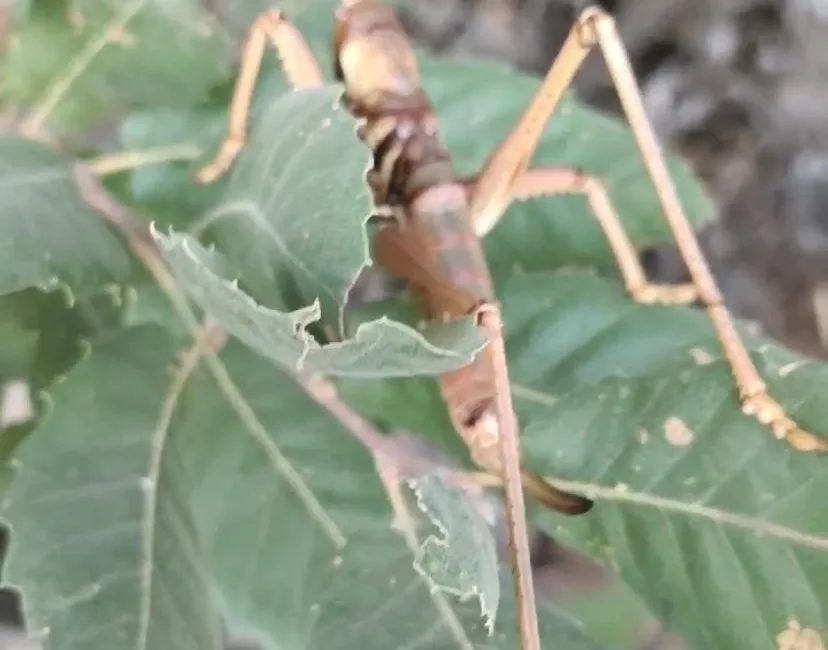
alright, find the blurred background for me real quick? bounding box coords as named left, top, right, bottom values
left=2, top=0, right=828, bottom=648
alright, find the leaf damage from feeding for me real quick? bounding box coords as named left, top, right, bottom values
left=406, top=472, right=501, bottom=634
left=2, top=327, right=222, bottom=650
left=198, top=85, right=374, bottom=335
left=0, top=137, right=134, bottom=297
left=152, top=226, right=487, bottom=378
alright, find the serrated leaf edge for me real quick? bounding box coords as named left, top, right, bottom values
left=406, top=474, right=499, bottom=635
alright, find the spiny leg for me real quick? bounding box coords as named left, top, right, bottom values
left=197, top=10, right=325, bottom=184
left=467, top=166, right=699, bottom=305
left=465, top=6, right=826, bottom=452
left=476, top=302, right=542, bottom=650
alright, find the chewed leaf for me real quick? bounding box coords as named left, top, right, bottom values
left=177, top=331, right=610, bottom=649
left=6, top=324, right=609, bottom=649
left=406, top=472, right=501, bottom=634
left=153, top=227, right=487, bottom=377
left=0, top=137, right=134, bottom=297
left=200, top=86, right=373, bottom=332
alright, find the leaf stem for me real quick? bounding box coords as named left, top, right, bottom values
left=73, top=166, right=348, bottom=550
left=20, top=0, right=148, bottom=136
left=137, top=312, right=217, bottom=650
left=86, top=144, right=202, bottom=176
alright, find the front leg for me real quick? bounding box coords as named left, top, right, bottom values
left=197, top=11, right=326, bottom=184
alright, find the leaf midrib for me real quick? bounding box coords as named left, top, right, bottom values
left=136, top=340, right=200, bottom=650
left=548, top=478, right=828, bottom=552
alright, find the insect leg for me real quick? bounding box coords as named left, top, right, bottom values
left=466, top=5, right=825, bottom=452
left=197, top=11, right=325, bottom=184
left=493, top=166, right=699, bottom=305
left=476, top=301, right=542, bottom=650
left=581, top=9, right=825, bottom=452
left=464, top=14, right=594, bottom=233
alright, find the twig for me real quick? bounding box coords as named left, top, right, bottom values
left=0, top=0, right=13, bottom=64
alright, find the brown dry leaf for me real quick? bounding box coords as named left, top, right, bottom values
left=664, top=416, right=694, bottom=447
left=776, top=619, right=825, bottom=650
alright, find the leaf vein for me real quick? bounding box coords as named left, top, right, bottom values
left=548, top=479, right=828, bottom=551
left=23, top=0, right=149, bottom=132
left=715, top=521, right=774, bottom=644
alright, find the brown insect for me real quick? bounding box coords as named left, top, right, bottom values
left=197, top=0, right=826, bottom=643
left=196, top=1, right=594, bottom=515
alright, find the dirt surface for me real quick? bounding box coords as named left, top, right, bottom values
left=403, top=0, right=828, bottom=359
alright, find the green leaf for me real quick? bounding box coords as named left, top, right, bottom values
left=3, top=324, right=612, bottom=649
left=522, top=361, right=828, bottom=650
left=116, top=2, right=346, bottom=226
left=153, top=228, right=486, bottom=377
left=2, top=327, right=223, bottom=650
left=17, top=287, right=122, bottom=390
left=0, top=286, right=131, bottom=471
left=0, top=302, right=39, bottom=381
left=406, top=471, right=500, bottom=632
left=174, top=332, right=384, bottom=644
left=292, top=530, right=612, bottom=650
left=498, top=272, right=828, bottom=650
left=196, top=86, right=372, bottom=325
left=3, top=0, right=230, bottom=135
left=350, top=270, right=828, bottom=650
left=119, top=107, right=228, bottom=226
left=0, top=137, right=134, bottom=297
left=418, top=57, right=714, bottom=272
left=176, top=337, right=612, bottom=648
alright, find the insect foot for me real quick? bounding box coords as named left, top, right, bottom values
left=741, top=391, right=828, bottom=452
